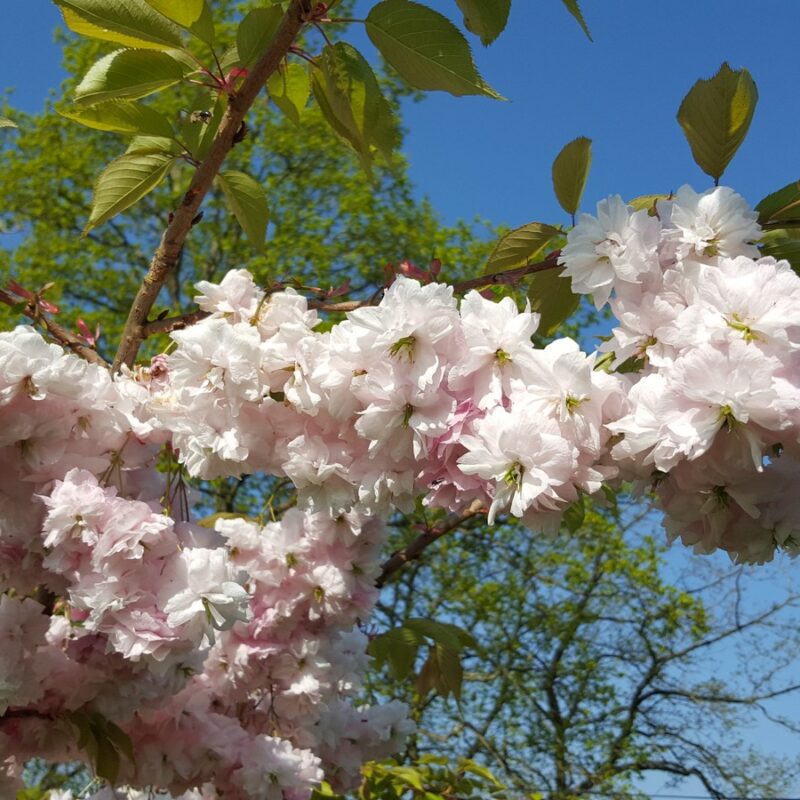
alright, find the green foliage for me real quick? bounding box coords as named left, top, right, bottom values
left=53, top=0, right=185, bottom=50
left=0, top=117, right=18, bottom=129
left=216, top=170, right=270, bottom=251
left=560, top=0, right=592, bottom=40
left=454, top=0, right=511, bottom=46
left=84, top=149, right=177, bottom=233
left=366, top=0, right=503, bottom=98
left=73, top=49, right=188, bottom=106
left=626, top=193, right=670, bottom=215
left=236, top=6, right=283, bottom=68
left=60, top=99, right=174, bottom=137
left=551, top=135, right=592, bottom=218
left=484, top=221, right=561, bottom=274
left=756, top=179, right=800, bottom=226
left=759, top=228, right=800, bottom=275
left=67, top=709, right=134, bottom=784
left=527, top=265, right=580, bottom=335
left=677, top=62, right=758, bottom=184
left=368, top=618, right=478, bottom=699
left=310, top=42, right=399, bottom=170
left=268, top=62, right=311, bottom=124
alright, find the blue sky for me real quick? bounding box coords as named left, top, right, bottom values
left=3, top=2, right=800, bottom=798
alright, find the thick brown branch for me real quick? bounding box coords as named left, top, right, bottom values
left=376, top=499, right=485, bottom=588
left=112, top=0, right=311, bottom=371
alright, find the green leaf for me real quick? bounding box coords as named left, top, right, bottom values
left=53, top=0, right=184, bottom=51
left=368, top=625, right=426, bottom=678
left=366, top=0, right=502, bottom=98
left=434, top=643, right=464, bottom=699
left=528, top=267, right=581, bottom=335
left=485, top=222, right=561, bottom=274
left=217, top=171, right=270, bottom=252
left=267, top=63, right=311, bottom=125
left=405, top=617, right=477, bottom=651
left=560, top=0, right=592, bottom=41
left=187, top=2, right=216, bottom=45
left=627, top=193, right=670, bottom=216
left=311, top=43, right=399, bottom=169
left=236, top=6, right=283, bottom=68
left=552, top=136, right=592, bottom=217
left=143, top=0, right=203, bottom=28
left=74, top=49, right=187, bottom=106
left=0, top=118, right=17, bottom=129
left=755, top=180, right=800, bottom=225
left=563, top=495, right=585, bottom=533
left=759, top=228, right=800, bottom=276
left=85, top=150, right=176, bottom=233
left=126, top=135, right=182, bottom=154
left=61, top=100, right=174, bottom=138
left=677, top=62, right=758, bottom=183
left=454, top=0, right=511, bottom=45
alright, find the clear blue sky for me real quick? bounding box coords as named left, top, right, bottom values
left=3, top=3, right=800, bottom=799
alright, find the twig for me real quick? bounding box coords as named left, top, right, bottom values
left=449, top=249, right=562, bottom=294
left=376, top=499, right=485, bottom=588
left=112, top=0, right=311, bottom=371
left=0, top=295, right=107, bottom=366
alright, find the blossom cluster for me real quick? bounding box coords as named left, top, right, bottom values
left=560, top=185, right=800, bottom=563
left=2, top=183, right=798, bottom=798
left=0, top=328, right=410, bottom=798
left=145, top=270, right=627, bottom=532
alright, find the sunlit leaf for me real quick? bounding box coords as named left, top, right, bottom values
left=85, top=150, right=176, bottom=233
left=267, top=62, right=311, bottom=125
left=74, top=49, right=187, bottom=106
left=677, top=62, right=757, bottom=183
left=61, top=100, right=174, bottom=138
left=53, top=0, right=184, bottom=50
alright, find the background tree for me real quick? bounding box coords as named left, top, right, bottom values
left=367, top=503, right=800, bottom=800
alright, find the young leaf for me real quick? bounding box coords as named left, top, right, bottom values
left=74, top=49, right=187, bottom=106
left=236, top=6, right=283, bottom=68
left=267, top=63, right=311, bottom=125
left=0, top=118, right=17, bottom=128
left=528, top=267, right=581, bottom=335
left=560, top=0, right=592, bottom=40
left=61, top=100, right=174, bottom=138
left=126, top=135, right=182, bottom=155
left=366, top=0, right=502, bottom=98
left=552, top=136, right=592, bottom=217
left=755, top=180, right=800, bottom=225
left=53, top=0, right=184, bottom=51
left=311, top=43, right=399, bottom=168
left=85, top=151, right=176, bottom=233
left=485, top=222, right=561, bottom=274
left=677, top=62, right=758, bottom=183
left=216, top=171, right=269, bottom=252
left=454, top=0, right=511, bottom=46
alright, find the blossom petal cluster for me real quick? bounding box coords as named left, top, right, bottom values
left=2, top=183, right=798, bottom=796
left=560, top=185, right=800, bottom=563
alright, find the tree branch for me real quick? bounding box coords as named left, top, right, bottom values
left=449, top=249, right=562, bottom=294
left=112, top=0, right=311, bottom=371
left=375, top=499, right=484, bottom=588
left=0, top=294, right=107, bottom=366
